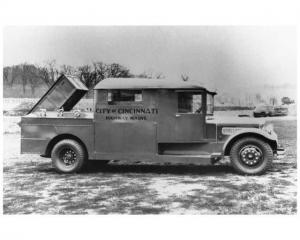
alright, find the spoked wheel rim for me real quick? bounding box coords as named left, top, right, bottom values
left=239, top=144, right=263, bottom=167
left=58, top=148, right=77, bottom=167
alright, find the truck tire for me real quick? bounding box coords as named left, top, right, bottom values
left=51, top=139, right=86, bottom=173
left=229, top=137, right=273, bottom=175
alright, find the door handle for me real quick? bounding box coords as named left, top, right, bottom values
left=175, top=114, right=181, bottom=117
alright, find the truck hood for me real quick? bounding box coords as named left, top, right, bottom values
left=206, top=116, right=266, bottom=128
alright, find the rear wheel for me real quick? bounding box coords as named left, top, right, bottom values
left=230, top=137, right=273, bottom=175
left=51, top=139, right=87, bottom=173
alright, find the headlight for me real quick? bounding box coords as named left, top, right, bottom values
left=262, top=123, right=274, bottom=134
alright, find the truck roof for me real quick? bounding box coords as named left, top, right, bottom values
left=94, top=77, right=216, bottom=94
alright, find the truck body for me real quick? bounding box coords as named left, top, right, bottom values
left=20, top=75, right=285, bottom=174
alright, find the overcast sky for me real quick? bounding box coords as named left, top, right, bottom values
left=3, top=26, right=296, bottom=92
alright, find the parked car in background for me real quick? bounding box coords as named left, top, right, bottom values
left=273, top=105, right=288, bottom=116
left=253, top=104, right=288, bottom=117
left=253, top=104, right=274, bottom=117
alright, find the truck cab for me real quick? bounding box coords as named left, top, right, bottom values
left=20, top=75, right=285, bottom=175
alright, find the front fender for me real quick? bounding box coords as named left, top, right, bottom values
left=222, top=128, right=278, bottom=156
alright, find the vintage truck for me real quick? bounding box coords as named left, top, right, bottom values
left=20, top=74, right=285, bottom=175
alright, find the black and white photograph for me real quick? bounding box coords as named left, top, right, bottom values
left=2, top=25, right=297, bottom=215
left=1, top=0, right=300, bottom=240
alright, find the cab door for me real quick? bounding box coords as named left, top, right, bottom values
left=174, top=91, right=206, bottom=141
left=158, top=90, right=206, bottom=142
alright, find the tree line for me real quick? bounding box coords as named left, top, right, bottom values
left=3, top=60, right=165, bottom=96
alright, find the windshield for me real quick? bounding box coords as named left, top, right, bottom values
left=207, top=93, right=214, bottom=115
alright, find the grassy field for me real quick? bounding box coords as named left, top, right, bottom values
left=2, top=116, right=297, bottom=214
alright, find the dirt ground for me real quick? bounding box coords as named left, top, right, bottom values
left=3, top=117, right=297, bottom=214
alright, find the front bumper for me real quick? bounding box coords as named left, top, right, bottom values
left=275, top=147, right=286, bottom=159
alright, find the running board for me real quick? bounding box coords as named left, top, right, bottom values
left=157, top=153, right=222, bottom=165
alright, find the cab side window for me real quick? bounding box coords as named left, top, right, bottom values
left=178, top=92, right=203, bottom=113
left=108, top=90, right=142, bottom=104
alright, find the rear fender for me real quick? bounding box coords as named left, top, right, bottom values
left=223, top=128, right=278, bottom=156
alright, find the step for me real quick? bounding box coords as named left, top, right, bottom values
left=157, top=154, right=212, bottom=165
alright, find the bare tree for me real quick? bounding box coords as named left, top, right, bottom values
left=9, top=65, right=22, bottom=87
left=107, top=63, right=132, bottom=78
left=60, top=64, right=76, bottom=75
left=3, top=67, right=9, bottom=83
left=4, top=60, right=166, bottom=97
left=38, top=60, right=59, bottom=86
left=78, top=65, right=96, bottom=89
left=281, top=97, right=294, bottom=105
left=93, top=62, right=107, bottom=80
left=135, top=71, right=151, bottom=79
left=22, top=64, right=37, bottom=95
left=136, top=70, right=164, bottom=79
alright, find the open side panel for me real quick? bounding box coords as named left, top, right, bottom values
left=28, top=74, right=88, bottom=114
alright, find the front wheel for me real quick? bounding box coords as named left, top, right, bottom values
left=51, top=139, right=87, bottom=173
left=230, top=137, right=273, bottom=175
